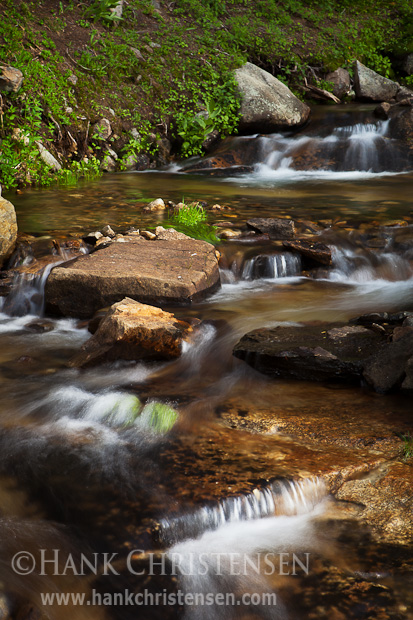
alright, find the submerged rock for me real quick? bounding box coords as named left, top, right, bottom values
left=70, top=297, right=197, bottom=367
left=246, top=217, right=295, bottom=239
left=45, top=237, right=220, bottom=317
left=234, top=62, right=310, bottom=133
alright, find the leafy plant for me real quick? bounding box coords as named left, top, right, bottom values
left=84, top=0, right=123, bottom=25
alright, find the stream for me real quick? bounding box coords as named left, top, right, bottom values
left=1, top=105, right=413, bottom=619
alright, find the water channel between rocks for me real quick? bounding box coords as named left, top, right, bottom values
left=1, top=106, right=413, bottom=620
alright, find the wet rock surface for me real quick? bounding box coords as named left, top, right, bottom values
left=246, top=217, right=295, bottom=239
left=45, top=237, right=220, bottom=317
left=282, top=239, right=332, bottom=266
left=233, top=323, right=385, bottom=384
left=70, top=297, right=197, bottom=367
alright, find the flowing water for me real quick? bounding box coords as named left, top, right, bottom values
left=1, top=106, right=413, bottom=619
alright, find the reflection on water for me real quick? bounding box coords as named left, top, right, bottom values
left=7, top=169, right=413, bottom=235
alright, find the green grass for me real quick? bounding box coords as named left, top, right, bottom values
left=167, top=201, right=220, bottom=243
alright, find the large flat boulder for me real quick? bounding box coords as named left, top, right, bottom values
left=70, top=298, right=197, bottom=367
left=45, top=237, right=220, bottom=317
left=234, top=62, right=310, bottom=134
left=0, top=196, right=18, bottom=268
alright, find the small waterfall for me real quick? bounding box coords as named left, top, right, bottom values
left=258, top=119, right=396, bottom=174
left=3, top=242, right=88, bottom=317
left=159, top=478, right=325, bottom=546
left=165, top=479, right=326, bottom=620
left=328, top=247, right=413, bottom=283
left=2, top=262, right=57, bottom=317
left=241, top=253, right=301, bottom=280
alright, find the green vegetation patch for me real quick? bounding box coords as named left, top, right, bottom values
left=0, top=0, right=412, bottom=189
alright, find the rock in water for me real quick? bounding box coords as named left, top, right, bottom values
left=353, top=60, right=399, bottom=102
left=246, top=217, right=295, bottom=239
left=70, top=297, right=198, bottom=367
left=282, top=239, right=332, bottom=266
left=45, top=237, right=220, bottom=317
left=233, top=323, right=384, bottom=384
left=0, top=196, right=18, bottom=268
left=234, top=62, right=310, bottom=133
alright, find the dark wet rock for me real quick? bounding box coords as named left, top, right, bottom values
left=401, top=356, right=413, bottom=389
left=374, top=102, right=392, bottom=119
left=351, top=311, right=413, bottom=326
left=234, top=62, right=310, bottom=133
left=246, top=217, right=295, bottom=239
left=363, top=330, right=413, bottom=393
left=353, top=60, right=399, bottom=102
left=387, top=106, right=413, bottom=161
left=403, top=53, right=413, bottom=75
left=70, top=298, right=197, bottom=367
left=282, top=239, right=332, bottom=266
left=45, top=237, right=220, bottom=318
left=156, top=137, right=171, bottom=162
left=25, top=319, right=54, bottom=333
left=233, top=323, right=384, bottom=384
left=0, top=197, right=18, bottom=268
left=326, top=68, right=351, bottom=99
left=202, top=129, right=221, bottom=153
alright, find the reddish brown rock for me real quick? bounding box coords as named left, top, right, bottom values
left=70, top=298, right=198, bottom=367
left=335, top=462, right=413, bottom=545
left=45, top=237, right=220, bottom=318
